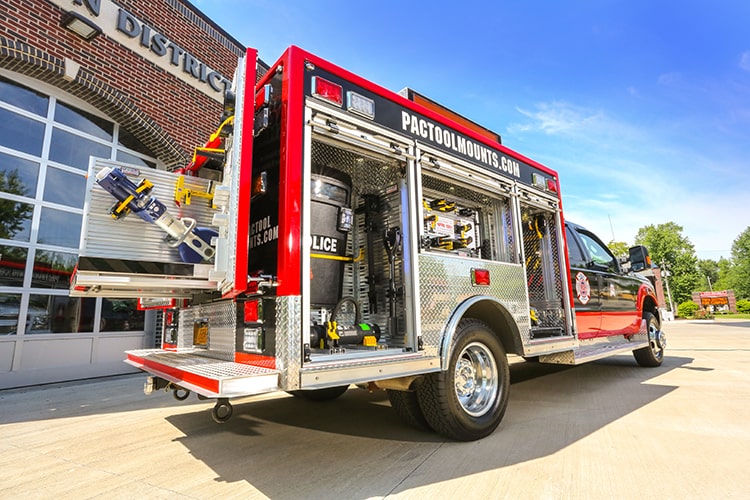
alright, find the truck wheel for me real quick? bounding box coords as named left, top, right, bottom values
left=417, top=319, right=510, bottom=441
left=288, top=385, right=349, bottom=401
left=387, top=389, right=432, bottom=431
left=633, top=312, right=666, bottom=367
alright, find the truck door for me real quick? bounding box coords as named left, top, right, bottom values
left=565, top=225, right=601, bottom=337
left=573, top=228, right=638, bottom=335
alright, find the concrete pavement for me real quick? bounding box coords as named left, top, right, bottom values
left=1, top=320, right=749, bottom=499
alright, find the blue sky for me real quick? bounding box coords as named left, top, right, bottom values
left=195, top=0, right=750, bottom=260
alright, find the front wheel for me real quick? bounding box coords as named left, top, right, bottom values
left=417, top=319, right=510, bottom=441
left=633, top=312, right=666, bottom=367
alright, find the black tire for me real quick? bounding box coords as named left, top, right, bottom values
left=633, top=312, right=665, bottom=367
left=387, top=388, right=432, bottom=431
left=172, top=387, right=190, bottom=401
left=417, top=318, right=510, bottom=441
left=288, top=385, right=349, bottom=401
left=211, top=399, right=233, bottom=423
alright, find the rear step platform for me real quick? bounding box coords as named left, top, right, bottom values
left=125, top=349, right=279, bottom=398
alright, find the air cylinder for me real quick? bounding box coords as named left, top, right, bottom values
left=310, top=166, right=352, bottom=306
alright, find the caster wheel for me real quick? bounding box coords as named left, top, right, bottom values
left=172, top=387, right=190, bottom=401
left=211, top=400, right=233, bottom=423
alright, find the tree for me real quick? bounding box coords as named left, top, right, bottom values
left=696, top=258, right=719, bottom=292
left=713, top=257, right=733, bottom=292
left=635, top=222, right=700, bottom=305
left=607, top=240, right=630, bottom=259
left=0, top=170, right=33, bottom=240
left=729, top=227, right=750, bottom=300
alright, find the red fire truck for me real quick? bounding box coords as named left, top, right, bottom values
left=71, top=46, right=666, bottom=441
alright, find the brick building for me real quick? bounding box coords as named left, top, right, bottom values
left=0, top=0, right=243, bottom=388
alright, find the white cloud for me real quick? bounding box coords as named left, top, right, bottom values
left=511, top=102, right=605, bottom=135
left=657, top=72, right=681, bottom=86
left=506, top=100, right=749, bottom=260
left=740, top=51, right=750, bottom=72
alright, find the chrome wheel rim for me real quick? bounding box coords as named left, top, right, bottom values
left=648, top=321, right=665, bottom=360
left=454, top=342, right=498, bottom=417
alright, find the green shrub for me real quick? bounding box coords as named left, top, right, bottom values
left=677, top=301, right=699, bottom=318
left=737, top=299, right=750, bottom=314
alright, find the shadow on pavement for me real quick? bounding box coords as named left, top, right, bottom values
left=0, top=373, right=206, bottom=425
left=162, top=355, right=692, bottom=499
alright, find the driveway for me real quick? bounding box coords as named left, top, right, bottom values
left=1, top=319, right=748, bottom=499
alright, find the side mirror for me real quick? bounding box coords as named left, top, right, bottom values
left=628, top=245, right=651, bottom=272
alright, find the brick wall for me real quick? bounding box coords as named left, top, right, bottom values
left=0, top=0, right=244, bottom=168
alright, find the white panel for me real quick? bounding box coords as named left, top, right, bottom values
left=0, top=341, right=15, bottom=372
left=96, top=335, right=146, bottom=363
left=22, top=338, right=93, bottom=369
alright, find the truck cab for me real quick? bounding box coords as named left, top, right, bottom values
left=562, top=221, right=664, bottom=362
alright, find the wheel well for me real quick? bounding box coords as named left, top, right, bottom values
left=642, top=296, right=660, bottom=325
left=461, top=300, right=524, bottom=356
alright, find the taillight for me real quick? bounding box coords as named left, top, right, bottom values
left=471, top=268, right=491, bottom=286
left=312, top=76, right=343, bottom=106
left=531, top=173, right=559, bottom=193
left=244, top=299, right=262, bottom=323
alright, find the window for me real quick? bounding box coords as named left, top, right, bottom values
left=0, top=152, right=39, bottom=199
left=31, top=250, right=76, bottom=289
left=49, top=128, right=112, bottom=171
left=0, top=199, right=33, bottom=242
left=0, top=245, right=27, bottom=287
left=0, top=108, right=45, bottom=157
left=0, top=71, right=160, bottom=336
left=37, top=207, right=82, bottom=248
left=101, top=299, right=145, bottom=332
left=566, top=226, right=587, bottom=268
left=0, top=293, right=23, bottom=335
left=43, top=167, right=86, bottom=208
left=577, top=230, right=617, bottom=271
left=54, top=101, right=114, bottom=141
left=0, top=76, right=48, bottom=115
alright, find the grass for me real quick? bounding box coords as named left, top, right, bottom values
left=714, top=313, right=750, bottom=320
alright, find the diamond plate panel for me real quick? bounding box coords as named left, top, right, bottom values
left=177, top=300, right=237, bottom=361
left=520, top=205, right=567, bottom=334
left=418, top=253, right=530, bottom=356
left=275, top=295, right=302, bottom=390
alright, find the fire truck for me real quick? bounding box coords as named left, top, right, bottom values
left=70, top=46, right=666, bottom=441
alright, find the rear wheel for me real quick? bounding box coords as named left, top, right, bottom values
left=417, top=319, right=510, bottom=441
left=633, top=312, right=666, bottom=367
left=288, top=385, right=350, bottom=401
left=387, top=388, right=432, bottom=431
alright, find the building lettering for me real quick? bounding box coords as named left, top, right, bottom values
left=116, top=9, right=230, bottom=93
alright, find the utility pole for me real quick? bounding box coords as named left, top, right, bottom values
left=707, top=275, right=713, bottom=291
left=662, top=262, right=675, bottom=312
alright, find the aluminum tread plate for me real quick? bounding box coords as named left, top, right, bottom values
left=126, top=349, right=279, bottom=397
left=539, top=337, right=649, bottom=365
